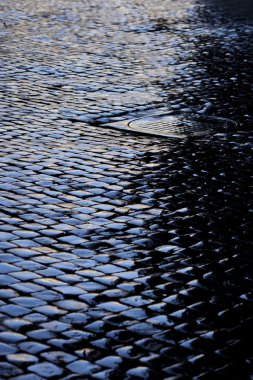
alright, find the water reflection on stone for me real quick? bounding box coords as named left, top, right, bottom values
left=0, top=0, right=252, bottom=379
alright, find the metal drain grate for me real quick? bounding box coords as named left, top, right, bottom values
left=100, top=111, right=237, bottom=139
left=127, top=113, right=236, bottom=138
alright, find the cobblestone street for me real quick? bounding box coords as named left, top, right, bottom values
left=0, top=1, right=253, bottom=379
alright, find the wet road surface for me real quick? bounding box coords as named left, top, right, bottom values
left=0, top=1, right=253, bottom=379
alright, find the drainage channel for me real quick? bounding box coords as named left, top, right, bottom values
left=97, top=111, right=237, bottom=139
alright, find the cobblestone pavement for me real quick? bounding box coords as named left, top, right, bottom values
left=0, top=1, right=253, bottom=379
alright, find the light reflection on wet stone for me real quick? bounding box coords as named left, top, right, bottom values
left=0, top=0, right=253, bottom=379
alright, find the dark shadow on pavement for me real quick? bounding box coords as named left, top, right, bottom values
left=206, top=0, right=253, bottom=21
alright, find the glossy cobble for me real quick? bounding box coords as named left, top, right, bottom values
left=0, top=0, right=253, bottom=379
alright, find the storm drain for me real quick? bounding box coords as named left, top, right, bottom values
left=102, top=112, right=237, bottom=139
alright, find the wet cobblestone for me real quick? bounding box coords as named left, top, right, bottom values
left=0, top=0, right=253, bottom=379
